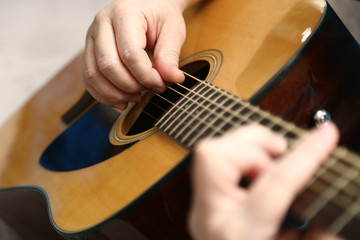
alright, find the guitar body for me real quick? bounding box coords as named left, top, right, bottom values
left=1, top=0, right=360, bottom=239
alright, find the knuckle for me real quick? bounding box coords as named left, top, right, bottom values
left=119, top=47, right=138, bottom=66
left=83, top=68, right=99, bottom=83
left=124, top=83, right=143, bottom=94
left=93, top=12, right=106, bottom=25
left=97, top=56, right=117, bottom=75
left=158, top=49, right=180, bottom=63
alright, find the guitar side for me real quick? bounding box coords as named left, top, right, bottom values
left=3, top=0, right=358, bottom=239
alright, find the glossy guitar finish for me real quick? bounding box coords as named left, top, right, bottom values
left=1, top=0, right=360, bottom=239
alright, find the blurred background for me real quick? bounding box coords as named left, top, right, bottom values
left=0, top=0, right=360, bottom=126
left=0, top=0, right=111, bottom=126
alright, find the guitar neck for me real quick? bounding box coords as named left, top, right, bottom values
left=155, top=80, right=304, bottom=147
left=155, top=80, right=360, bottom=236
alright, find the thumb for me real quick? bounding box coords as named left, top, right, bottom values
left=249, top=123, right=339, bottom=226
left=153, top=16, right=186, bottom=84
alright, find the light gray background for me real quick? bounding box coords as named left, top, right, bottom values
left=0, top=0, right=112, bottom=126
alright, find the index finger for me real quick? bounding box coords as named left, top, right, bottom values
left=249, top=123, right=339, bottom=224
left=112, top=11, right=165, bottom=91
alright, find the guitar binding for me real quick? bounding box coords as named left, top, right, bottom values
left=110, top=50, right=223, bottom=145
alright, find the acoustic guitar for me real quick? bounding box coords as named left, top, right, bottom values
left=1, top=0, right=360, bottom=239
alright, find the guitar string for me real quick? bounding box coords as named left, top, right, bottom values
left=140, top=72, right=299, bottom=139
left=174, top=73, right=360, bottom=225
left=140, top=94, right=360, bottom=227
left=160, top=72, right=360, bottom=172
left=141, top=71, right=360, bottom=222
left=176, top=72, right=360, bottom=169
left=145, top=71, right=360, bottom=178
left=175, top=73, right=360, bottom=195
left=131, top=70, right=360, bottom=227
left=154, top=86, right=233, bottom=136
left=149, top=81, right=360, bottom=197
left=158, top=81, right=301, bottom=140
left=121, top=63, right=360, bottom=228
left=178, top=71, right=303, bottom=135
left=179, top=73, right=360, bottom=189
left=129, top=68, right=360, bottom=209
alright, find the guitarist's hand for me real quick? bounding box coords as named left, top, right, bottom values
left=83, top=0, right=198, bottom=110
left=189, top=123, right=342, bottom=240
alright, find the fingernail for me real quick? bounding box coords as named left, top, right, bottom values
left=153, top=86, right=166, bottom=93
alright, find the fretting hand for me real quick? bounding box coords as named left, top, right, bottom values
left=189, top=123, right=342, bottom=240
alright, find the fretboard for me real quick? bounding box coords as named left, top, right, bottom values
left=155, top=81, right=360, bottom=238
left=156, top=82, right=303, bottom=148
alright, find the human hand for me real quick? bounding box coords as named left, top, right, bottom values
left=82, top=0, right=195, bottom=110
left=188, top=123, right=342, bottom=240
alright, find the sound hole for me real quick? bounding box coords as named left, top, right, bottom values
left=126, top=60, right=210, bottom=135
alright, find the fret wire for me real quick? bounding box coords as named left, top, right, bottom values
left=180, top=71, right=360, bottom=174
left=296, top=177, right=347, bottom=223
left=329, top=200, right=360, bottom=234
left=303, top=152, right=356, bottom=221
left=177, top=76, right=360, bottom=176
left=186, top=93, right=241, bottom=147
left=327, top=150, right=360, bottom=187
left=333, top=147, right=360, bottom=170
left=158, top=86, right=358, bottom=204
left=157, top=86, right=239, bottom=135
left=167, top=90, right=205, bottom=137
left=303, top=175, right=348, bottom=220
left=299, top=146, right=360, bottom=211
left=157, top=78, right=360, bottom=191
left=159, top=92, right=195, bottom=133
left=145, top=95, right=295, bottom=145
left=325, top=159, right=360, bottom=187
left=168, top=84, right=248, bottom=129
left=320, top=166, right=360, bottom=198
left=162, top=84, right=287, bottom=147
left=309, top=160, right=359, bottom=198
left=171, top=83, right=216, bottom=139
left=180, top=71, right=304, bottom=138
left=154, top=91, right=229, bottom=139
left=302, top=157, right=338, bottom=191
left=188, top=101, right=253, bottom=146
left=179, top=89, right=228, bottom=143
left=156, top=105, right=179, bottom=132
left=179, top=84, right=360, bottom=227
left=168, top=83, right=285, bottom=135
left=144, top=77, right=360, bottom=231
left=154, top=72, right=360, bottom=212
left=299, top=168, right=360, bottom=233
left=293, top=150, right=360, bottom=227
